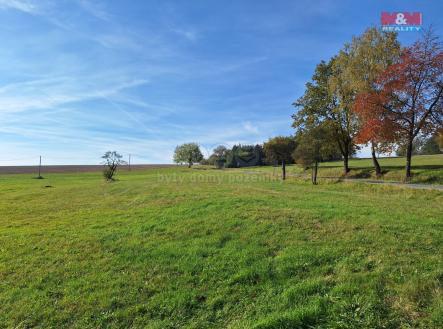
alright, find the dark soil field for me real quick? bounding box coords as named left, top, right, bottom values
left=0, top=164, right=174, bottom=175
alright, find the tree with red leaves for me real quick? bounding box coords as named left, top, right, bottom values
left=347, top=28, right=400, bottom=176
left=354, top=93, right=398, bottom=175
left=356, top=30, right=443, bottom=180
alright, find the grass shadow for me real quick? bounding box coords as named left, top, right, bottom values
left=350, top=169, right=372, bottom=179
left=320, top=164, right=443, bottom=170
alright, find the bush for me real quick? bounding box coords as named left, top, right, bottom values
left=102, top=151, right=125, bottom=181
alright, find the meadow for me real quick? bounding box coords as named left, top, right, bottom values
left=0, top=157, right=442, bottom=328
left=244, top=154, right=443, bottom=185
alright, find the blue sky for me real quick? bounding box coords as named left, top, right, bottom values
left=0, top=0, right=442, bottom=165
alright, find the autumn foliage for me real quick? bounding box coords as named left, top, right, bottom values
left=354, top=30, right=443, bottom=178
left=354, top=93, right=398, bottom=154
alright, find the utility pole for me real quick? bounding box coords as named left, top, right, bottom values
left=38, top=155, right=42, bottom=179
left=128, top=154, right=131, bottom=171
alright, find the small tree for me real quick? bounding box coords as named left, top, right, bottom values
left=420, top=134, right=442, bottom=155
left=263, top=136, right=296, bottom=180
left=102, top=151, right=125, bottom=181
left=293, top=124, right=340, bottom=184
left=173, top=143, right=203, bottom=168
left=211, top=145, right=228, bottom=169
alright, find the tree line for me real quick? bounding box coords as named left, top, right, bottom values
left=294, top=27, right=443, bottom=180
left=102, top=28, right=443, bottom=183
left=174, top=27, right=443, bottom=183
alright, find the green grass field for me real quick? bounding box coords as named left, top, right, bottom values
left=242, top=154, right=443, bottom=185
left=0, top=160, right=442, bottom=328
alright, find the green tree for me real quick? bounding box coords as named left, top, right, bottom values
left=212, top=145, right=228, bottom=158
left=420, top=135, right=442, bottom=155
left=211, top=145, right=228, bottom=168
left=263, top=136, right=296, bottom=180
left=173, top=143, right=203, bottom=168
left=438, top=129, right=443, bottom=150
left=293, top=123, right=341, bottom=184
left=293, top=58, right=358, bottom=175
left=225, top=144, right=264, bottom=168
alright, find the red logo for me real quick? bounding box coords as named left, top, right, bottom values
left=381, top=12, right=422, bottom=26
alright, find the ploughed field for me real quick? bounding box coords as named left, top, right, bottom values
left=0, top=162, right=442, bottom=328
left=0, top=164, right=174, bottom=175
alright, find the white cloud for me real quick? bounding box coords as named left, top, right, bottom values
left=0, top=0, right=37, bottom=13
left=243, top=121, right=259, bottom=134
left=0, top=76, right=149, bottom=114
